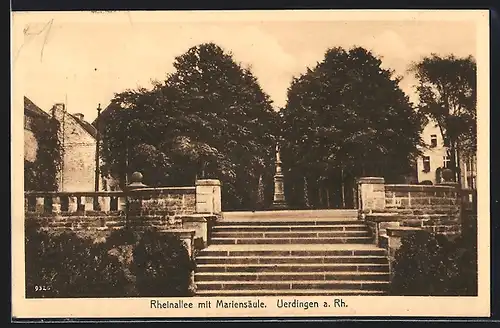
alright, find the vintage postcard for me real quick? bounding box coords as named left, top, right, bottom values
left=11, top=9, right=490, bottom=319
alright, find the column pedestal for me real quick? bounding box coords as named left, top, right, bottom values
left=271, top=146, right=288, bottom=210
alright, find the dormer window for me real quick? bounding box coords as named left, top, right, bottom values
left=430, top=134, right=437, bottom=148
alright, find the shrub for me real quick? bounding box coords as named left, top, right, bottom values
left=25, top=222, right=128, bottom=298
left=131, top=229, right=195, bottom=297
left=106, top=227, right=140, bottom=247
left=441, top=168, right=454, bottom=182
left=390, top=230, right=477, bottom=296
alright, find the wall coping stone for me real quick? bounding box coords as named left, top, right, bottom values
left=387, top=227, right=423, bottom=237
left=195, top=179, right=221, bottom=186
left=385, top=184, right=459, bottom=192
left=364, top=213, right=400, bottom=222
left=128, top=187, right=196, bottom=195
left=180, top=214, right=218, bottom=222
left=25, top=191, right=126, bottom=197
left=357, top=177, right=385, bottom=184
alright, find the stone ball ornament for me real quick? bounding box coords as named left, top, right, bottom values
left=128, top=171, right=147, bottom=188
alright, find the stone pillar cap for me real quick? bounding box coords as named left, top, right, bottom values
left=196, top=179, right=221, bottom=186
left=358, top=177, right=385, bottom=184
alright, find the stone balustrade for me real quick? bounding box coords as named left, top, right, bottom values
left=24, top=178, right=222, bottom=249
left=24, top=191, right=127, bottom=215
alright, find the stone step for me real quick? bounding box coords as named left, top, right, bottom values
left=211, top=231, right=370, bottom=238
left=195, top=271, right=389, bottom=281
left=196, top=255, right=388, bottom=265
left=214, top=222, right=367, bottom=228
left=195, top=289, right=387, bottom=296
left=197, top=249, right=387, bottom=257
left=211, top=236, right=374, bottom=245
left=195, top=280, right=389, bottom=291
left=196, top=263, right=389, bottom=273
left=221, top=210, right=359, bottom=220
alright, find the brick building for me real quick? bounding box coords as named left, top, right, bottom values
left=24, top=96, right=105, bottom=192
left=416, top=118, right=476, bottom=189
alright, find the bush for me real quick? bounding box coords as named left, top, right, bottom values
left=131, top=229, right=195, bottom=297
left=441, top=168, right=454, bottom=182
left=25, top=222, right=128, bottom=298
left=390, top=230, right=477, bottom=296
left=25, top=223, right=197, bottom=298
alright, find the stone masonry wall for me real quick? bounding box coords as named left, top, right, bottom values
left=127, top=187, right=196, bottom=230
left=358, top=178, right=462, bottom=241
left=385, top=184, right=460, bottom=209
left=383, top=184, right=461, bottom=236
left=25, top=187, right=197, bottom=238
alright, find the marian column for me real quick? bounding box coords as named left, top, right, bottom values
left=271, top=143, right=288, bottom=210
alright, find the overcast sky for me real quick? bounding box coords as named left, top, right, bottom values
left=13, top=12, right=477, bottom=123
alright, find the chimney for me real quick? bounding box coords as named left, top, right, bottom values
left=74, top=113, right=85, bottom=121
left=51, top=103, right=66, bottom=120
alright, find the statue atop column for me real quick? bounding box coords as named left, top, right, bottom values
left=271, top=140, right=288, bottom=210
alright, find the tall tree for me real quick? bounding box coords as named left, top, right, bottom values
left=410, top=54, right=477, bottom=184
left=99, top=43, right=279, bottom=209
left=281, top=46, right=424, bottom=209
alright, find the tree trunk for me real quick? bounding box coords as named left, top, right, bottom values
left=326, top=187, right=330, bottom=209
left=456, top=145, right=462, bottom=187
left=303, top=175, right=310, bottom=208
left=341, top=165, right=346, bottom=208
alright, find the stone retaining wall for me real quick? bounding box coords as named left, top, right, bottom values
left=24, top=179, right=221, bottom=247
left=357, top=178, right=462, bottom=240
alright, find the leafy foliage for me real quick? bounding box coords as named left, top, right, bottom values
left=281, top=46, right=424, bottom=208
left=25, top=221, right=128, bottom=298
left=410, top=54, right=477, bottom=182
left=390, top=230, right=477, bottom=296
left=131, top=229, right=195, bottom=297
left=25, top=223, right=197, bottom=298
left=100, top=43, right=280, bottom=209
left=24, top=116, right=62, bottom=191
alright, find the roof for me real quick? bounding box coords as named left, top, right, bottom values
left=24, top=96, right=51, bottom=119
left=69, top=113, right=97, bottom=139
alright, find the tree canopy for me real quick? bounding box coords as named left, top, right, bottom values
left=280, top=46, right=424, bottom=208
left=99, top=43, right=280, bottom=210
left=410, top=54, right=477, bottom=183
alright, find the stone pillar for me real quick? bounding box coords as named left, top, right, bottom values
left=357, top=177, right=386, bottom=216
left=177, top=229, right=196, bottom=295
left=68, top=196, right=78, bottom=212
left=271, top=145, right=288, bottom=210
left=51, top=196, right=61, bottom=214
left=99, top=196, right=111, bottom=212
left=181, top=215, right=216, bottom=248
left=195, top=179, right=221, bottom=215
left=35, top=197, right=45, bottom=214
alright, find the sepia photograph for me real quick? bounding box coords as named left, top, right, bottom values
left=11, top=9, right=490, bottom=319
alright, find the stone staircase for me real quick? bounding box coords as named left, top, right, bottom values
left=194, top=210, right=390, bottom=296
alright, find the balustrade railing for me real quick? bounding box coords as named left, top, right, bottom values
left=24, top=191, right=127, bottom=214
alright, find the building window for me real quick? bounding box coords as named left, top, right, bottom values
left=430, top=134, right=437, bottom=147
left=443, top=155, right=451, bottom=168
left=422, top=156, right=431, bottom=172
